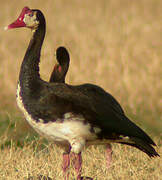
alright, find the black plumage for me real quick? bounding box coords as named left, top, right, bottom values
left=9, top=6, right=159, bottom=157
left=49, top=47, right=70, bottom=83
left=7, top=6, right=159, bottom=180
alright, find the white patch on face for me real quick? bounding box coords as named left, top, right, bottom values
left=23, top=12, right=39, bottom=29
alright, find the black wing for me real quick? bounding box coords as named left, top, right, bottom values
left=38, top=83, right=155, bottom=145
left=31, top=82, right=159, bottom=157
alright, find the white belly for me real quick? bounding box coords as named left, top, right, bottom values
left=16, top=83, right=98, bottom=145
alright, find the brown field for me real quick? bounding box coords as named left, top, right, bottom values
left=0, top=0, right=161, bottom=179
left=0, top=139, right=161, bottom=180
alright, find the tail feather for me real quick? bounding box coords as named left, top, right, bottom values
left=120, top=137, right=160, bottom=158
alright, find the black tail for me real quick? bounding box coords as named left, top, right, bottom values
left=120, top=137, right=160, bottom=158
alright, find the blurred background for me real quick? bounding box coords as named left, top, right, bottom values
left=0, top=0, right=161, bottom=145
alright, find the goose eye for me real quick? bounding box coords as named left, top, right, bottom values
left=28, top=13, right=33, bottom=17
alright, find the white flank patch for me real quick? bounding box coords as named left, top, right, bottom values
left=17, top=83, right=126, bottom=152
left=93, top=127, right=101, bottom=134
left=16, top=83, right=100, bottom=153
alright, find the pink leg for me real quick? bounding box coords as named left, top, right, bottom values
left=62, top=153, right=70, bottom=180
left=105, top=144, right=112, bottom=168
left=71, top=152, right=82, bottom=180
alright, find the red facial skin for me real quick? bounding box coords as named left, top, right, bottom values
left=53, top=64, right=62, bottom=73
left=58, top=65, right=62, bottom=73
left=6, top=7, right=32, bottom=29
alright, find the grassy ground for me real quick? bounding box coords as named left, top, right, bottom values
left=0, top=139, right=161, bottom=180
left=0, top=0, right=161, bottom=179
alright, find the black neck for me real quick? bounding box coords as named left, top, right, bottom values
left=19, top=22, right=46, bottom=92
left=61, top=62, right=69, bottom=82
left=49, top=62, right=69, bottom=83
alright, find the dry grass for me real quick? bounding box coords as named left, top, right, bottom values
left=0, top=0, right=162, bottom=179
left=0, top=138, right=161, bottom=180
